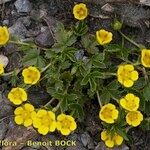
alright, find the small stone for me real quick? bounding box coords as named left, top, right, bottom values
left=140, top=0, right=150, bottom=6
left=0, top=102, right=13, bottom=119
left=66, top=141, right=87, bottom=150
left=0, top=55, right=9, bottom=68
left=17, top=17, right=31, bottom=27
left=101, top=3, right=114, bottom=13
left=21, top=147, right=37, bottom=150
left=2, top=20, right=9, bottom=26
left=9, top=21, right=27, bottom=39
left=95, top=142, right=129, bottom=150
left=0, top=121, right=8, bottom=140
left=81, top=132, right=94, bottom=149
left=0, top=0, right=11, bottom=5
left=6, top=52, right=22, bottom=71
left=35, top=27, right=54, bottom=47
left=28, top=89, right=50, bottom=107
left=15, top=0, right=32, bottom=13
left=75, top=50, right=84, bottom=60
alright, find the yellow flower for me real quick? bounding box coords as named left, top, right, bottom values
left=99, top=103, right=119, bottom=124
left=117, top=64, right=139, bottom=87
left=14, top=103, right=36, bottom=127
left=120, top=93, right=140, bottom=111
left=73, top=3, right=88, bottom=20
left=141, top=49, right=150, bottom=67
left=8, top=87, right=27, bottom=105
left=101, top=130, right=123, bottom=148
left=126, top=111, right=143, bottom=127
left=56, top=114, right=77, bottom=136
left=32, top=109, right=56, bottom=135
left=0, top=26, right=9, bottom=46
left=22, top=66, right=41, bottom=85
left=0, top=64, right=4, bottom=75
left=96, top=29, right=112, bottom=45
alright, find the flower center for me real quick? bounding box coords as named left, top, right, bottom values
left=27, top=70, right=38, bottom=82
left=42, top=115, right=51, bottom=126
left=77, top=8, right=85, bottom=16
left=129, top=112, right=138, bottom=121
left=102, top=108, right=113, bottom=119
left=61, top=119, right=71, bottom=129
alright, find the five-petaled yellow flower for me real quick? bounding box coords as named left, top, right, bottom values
left=126, top=111, right=143, bottom=127
left=101, top=130, right=123, bottom=148
left=120, top=93, right=140, bottom=111
left=0, top=26, right=9, bottom=46
left=8, top=87, right=27, bottom=105
left=32, top=109, right=56, bottom=135
left=96, top=29, right=112, bottom=45
left=141, top=49, right=150, bottom=67
left=22, top=66, right=41, bottom=85
left=14, top=103, right=36, bottom=127
left=56, top=114, right=77, bottom=136
left=0, top=64, right=4, bottom=75
left=117, top=64, right=139, bottom=87
left=73, top=3, right=88, bottom=20
left=99, top=103, right=119, bottom=124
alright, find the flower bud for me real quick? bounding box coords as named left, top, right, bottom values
left=112, top=20, right=122, bottom=30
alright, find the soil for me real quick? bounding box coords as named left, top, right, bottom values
left=0, top=0, right=150, bottom=150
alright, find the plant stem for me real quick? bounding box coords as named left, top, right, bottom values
left=9, top=40, right=35, bottom=47
left=45, top=98, right=55, bottom=107
left=9, top=40, right=49, bottom=51
left=105, top=72, right=116, bottom=76
left=41, top=62, right=51, bottom=73
left=2, top=69, right=20, bottom=76
left=142, top=67, right=149, bottom=84
left=96, top=91, right=102, bottom=108
left=52, top=100, right=62, bottom=112
left=118, top=31, right=141, bottom=49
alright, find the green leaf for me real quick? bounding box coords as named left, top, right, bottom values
left=100, top=88, right=111, bottom=104
left=105, top=44, right=122, bottom=52
left=73, top=21, right=88, bottom=36
left=89, top=78, right=97, bottom=92
left=143, top=83, right=150, bottom=101
left=107, top=80, right=119, bottom=90
left=52, top=92, right=64, bottom=100
left=92, top=61, right=106, bottom=68
left=9, top=70, right=19, bottom=86
left=81, top=74, right=90, bottom=85
left=133, top=77, right=146, bottom=90
left=60, top=97, right=68, bottom=112
left=116, top=128, right=129, bottom=141
left=81, top=34, right=99, bottom=54
left=91, top=71, right=105, bottom=79
left=69, top=103, right=84, bottom=121
left=45, top=49, right=57, bottom=58
left=22, top=49, right=45, bottom=68
left=55, top=23, right=76, bottom=46
left=141, top=119, right=150, bottom=130
left=92, top=53, right=105, bottom=62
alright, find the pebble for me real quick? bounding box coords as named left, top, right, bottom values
left=0, top=55, right=9, bottom=68
left=0, top=0, right=11, bottom=4
left=15, top=0, right=32, bottom=13
left=0, top=121, right=8, bottom=140
left=2, top=20, right=9, bottom=26
left=95, top=142, right=129, bottom=150
left=9, top=21, right=27, bottom=39
left=81, top=132, right=94, bottom=149
left=0, top=102, right=13, bottom=119
left=35, top=27, right=54, bottom=47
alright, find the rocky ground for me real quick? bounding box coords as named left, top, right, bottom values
left=0, top=0, right=150, bottom=150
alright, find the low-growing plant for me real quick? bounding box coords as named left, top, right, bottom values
left=0, top=2, right=150, bottom=148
